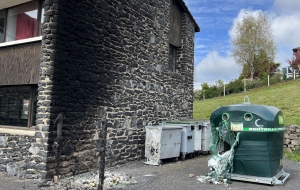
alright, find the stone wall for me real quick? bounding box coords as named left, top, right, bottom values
left=33, top=0, right=197, bottom=179
left=0, top=133, right=44, bottom=179
left=284, top=125, right=300, bottom=152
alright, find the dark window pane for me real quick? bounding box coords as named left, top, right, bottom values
left=0, top=86, right=37, bottom=127
left=169, top=44, right=176, bottom=72
left=0, top=10, right=5, bottom=43
left=5, top=1, right=39, bottom=42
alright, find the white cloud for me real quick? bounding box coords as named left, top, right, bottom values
left=270, top=0, right=300, bottom=66
left=191, top=0, right=300, bottom=89
left=194, top=51, right=241, bottom=89
left=271, top=0, right=300, bottom=15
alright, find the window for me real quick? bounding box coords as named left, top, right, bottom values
left=169, top=44, right=177, bottom=72
left=0, top=0, right=44, bottom=43
left=0, top=85, right=37, bottom=127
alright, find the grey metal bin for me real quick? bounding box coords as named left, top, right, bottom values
left=162, top=121, right=203, bottom=156
left=201, top=122, right=211, bottom=154
left=194, top=124, right=202, bottom=155
left=144, top=125, right=183, bottom=165
left=180, top=124, right=195, bottom=160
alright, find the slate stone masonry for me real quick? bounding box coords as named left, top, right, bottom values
left=32, top=0, right=198, bottom=180
left=284, top=125, right=300, bottom=152
left=0, top=133, right=43, bottom=179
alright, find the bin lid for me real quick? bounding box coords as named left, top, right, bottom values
left=210, top=104, right=281, bottom=122
left=145, top=125, right=183, bottom=129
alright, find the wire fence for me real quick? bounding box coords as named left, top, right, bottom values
left=194, top=73, right=299, bottom=101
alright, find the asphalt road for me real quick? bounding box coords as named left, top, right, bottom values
left=0, top=155, right=299, bottom=190
left=106, top=155, right=300, bottom=190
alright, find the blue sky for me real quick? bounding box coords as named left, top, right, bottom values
left=184, top=0, right=300, bottom=89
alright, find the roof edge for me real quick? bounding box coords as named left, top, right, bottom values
left=177, top=0, right=200, bottom=32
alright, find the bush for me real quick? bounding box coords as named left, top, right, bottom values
left=227, top=79, right=243, bottom=94
left=194, top=89, right=202, bottom=101
left=269, top=73, right=282, bottom=85
left=246, top=79, right=264, bottom=90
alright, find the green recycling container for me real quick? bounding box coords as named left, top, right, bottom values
left=210, top=104, right=285, bottom=177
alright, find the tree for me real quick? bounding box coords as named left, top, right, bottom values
left=215, top=79, right=224, bottom=96
left=231, top=11, right=276, bottom=79
left=241, top=49, right=280, bottom=79
left=286, top=49, right=300, bottom=76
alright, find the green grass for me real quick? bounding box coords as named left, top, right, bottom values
left=285, top=148, right=300, bottom=162
left=193, top=79, right=300, bottom=125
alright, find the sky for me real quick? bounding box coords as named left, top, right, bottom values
left=184, top=0, right=300, bottom=89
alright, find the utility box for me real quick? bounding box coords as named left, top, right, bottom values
left=144, top=125, right=182, bottom=165
left=210, top=103, right=290, bottom=185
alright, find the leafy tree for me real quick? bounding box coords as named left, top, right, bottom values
left=231, top=12, right=276, bottom=79
left=215, top=79, right=224, bottom=96
left=226, top=78, right=243, bottom=94
left=194, top=89, right=202, bottom=101
left=286, top=49, right=300, bottom=76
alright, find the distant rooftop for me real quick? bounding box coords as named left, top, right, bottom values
left=292, top=47, right=300, bottom=52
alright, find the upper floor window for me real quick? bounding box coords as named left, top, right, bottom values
left=169, top=44, right=177, bottom=72
left=0, top=0, right=44, bottom=43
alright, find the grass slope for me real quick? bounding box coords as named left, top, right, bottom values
left=193, top=79, right=300, bottom=125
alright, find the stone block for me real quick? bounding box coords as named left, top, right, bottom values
left=284, top=139, right=290, bottom=145
left=289, top=126, right=296, bottom=132
left=7, top=162, right=16, bottom=176
left=289, top=134, right=298, bottom=140
left=284, top=148, right=292, bottom=153
left=291, top=140, right=300, bottom=146
left=0, top=136, right=7, bottom=146
left=29, top=146, right=40, bottom=155
left=0, top=164, right=6, bottom=171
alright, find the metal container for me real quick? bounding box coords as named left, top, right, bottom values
left=209, top=103, right=290, bottom=185
left=201, top=121, right=211, bottom=154
left=161, top=121, right=203, bottom=154
left=194, top=124, right=202, bottom=153
left=144, top=125, right=182, bottom=165
left=160, top=122, right=195, bottom=160
left=179, top=124, right=195, bottom=160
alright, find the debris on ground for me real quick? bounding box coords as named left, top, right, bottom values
left=194, top=120, right=240, bottom=187
left=38, top=170, right=137, bottom=189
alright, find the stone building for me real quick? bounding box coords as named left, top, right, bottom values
left=0, top=0, right=200, bottom=180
